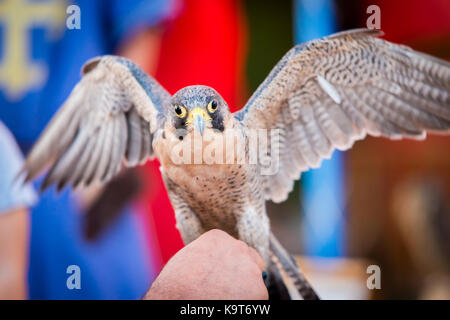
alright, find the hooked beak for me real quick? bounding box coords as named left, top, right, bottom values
left=186, top=108, right=211, bottom=136
left=194, top=113, right=205, bottom=136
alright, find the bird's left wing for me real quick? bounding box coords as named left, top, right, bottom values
left=235, top=29, right=450, bottom=203
left=22, top=55, right=171, bottom=191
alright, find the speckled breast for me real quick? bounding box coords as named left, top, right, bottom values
left=166, top=162, right=264, bottom=238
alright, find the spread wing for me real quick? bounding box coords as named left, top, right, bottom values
left=235, top=29, right=450, bottom=203
left=22, top=55, right=171, bottom=191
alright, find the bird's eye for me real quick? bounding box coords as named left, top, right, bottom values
left=207, top=99, right=218, bottom=113
left=174, top=105, right=187, bottom=118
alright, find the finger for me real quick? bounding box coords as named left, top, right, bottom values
left=247, top=246, right=265, bottom=271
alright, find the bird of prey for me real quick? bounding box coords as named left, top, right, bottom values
left=21, top=29, right=450, bottom=300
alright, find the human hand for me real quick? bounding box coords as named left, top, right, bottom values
left=143, top=229, right=268, bottom=300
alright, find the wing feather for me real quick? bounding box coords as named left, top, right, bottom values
left=125, top=108, right=143, bottom=167
left=22, top=55, right=171, bottom=190
left=140, top=118, right=152, bottom=164
left=105, top=113, right=128, bottom=181
left=236, top=29, right=450, bottom=203
left=82, top=124, right=108, bottom=187
left=97, top=116, right=117, bottom=182
left=67, top=133, right=96, bottom=189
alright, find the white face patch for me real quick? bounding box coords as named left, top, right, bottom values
left=317, top=75, right=342, bottom=104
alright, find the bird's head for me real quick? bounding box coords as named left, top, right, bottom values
left=168, top=85, right=231, bottom=139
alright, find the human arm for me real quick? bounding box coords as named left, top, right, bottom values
left=0, top=208, right=29, bottom=299
left=0, top=122, right=37, bottom=299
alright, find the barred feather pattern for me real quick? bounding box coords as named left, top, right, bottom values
left=21, top=56, right=169, bottom=190
left=236, top=29, right=450, bottom=203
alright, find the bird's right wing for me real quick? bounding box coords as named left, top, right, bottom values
left=235, top=29, right=450, bottom=203
left=22, top=55, right=171, bottom=191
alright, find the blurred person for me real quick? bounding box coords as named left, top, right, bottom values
left=0, top=121, right=36, bottom=299
left=0, top=0, right=178, bottom=299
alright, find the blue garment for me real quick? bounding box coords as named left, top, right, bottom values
left=0, top=0, right=175, bottom=299
left=28, top=187, right=152, bottom=299
left=0, top=0, right=175, bottom=151
left=294, top=0, right=346, bottom=257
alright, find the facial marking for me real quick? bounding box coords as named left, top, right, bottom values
left=170, top=86, right=229, bottom=136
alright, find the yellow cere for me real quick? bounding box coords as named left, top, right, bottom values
left=186, top=107, right=212, bottom=125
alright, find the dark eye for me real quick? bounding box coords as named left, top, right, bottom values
left=174, top=105, right=187, bottom=118
left=207, top=99, right=218, bottom=113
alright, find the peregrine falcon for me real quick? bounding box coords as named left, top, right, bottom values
left=21, top=29, right=450, bottom=299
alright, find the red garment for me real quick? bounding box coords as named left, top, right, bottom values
left=135, top=0, right=247, bottom=269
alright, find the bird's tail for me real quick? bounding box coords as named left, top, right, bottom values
left=268, top=232, right=320, bottom=300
